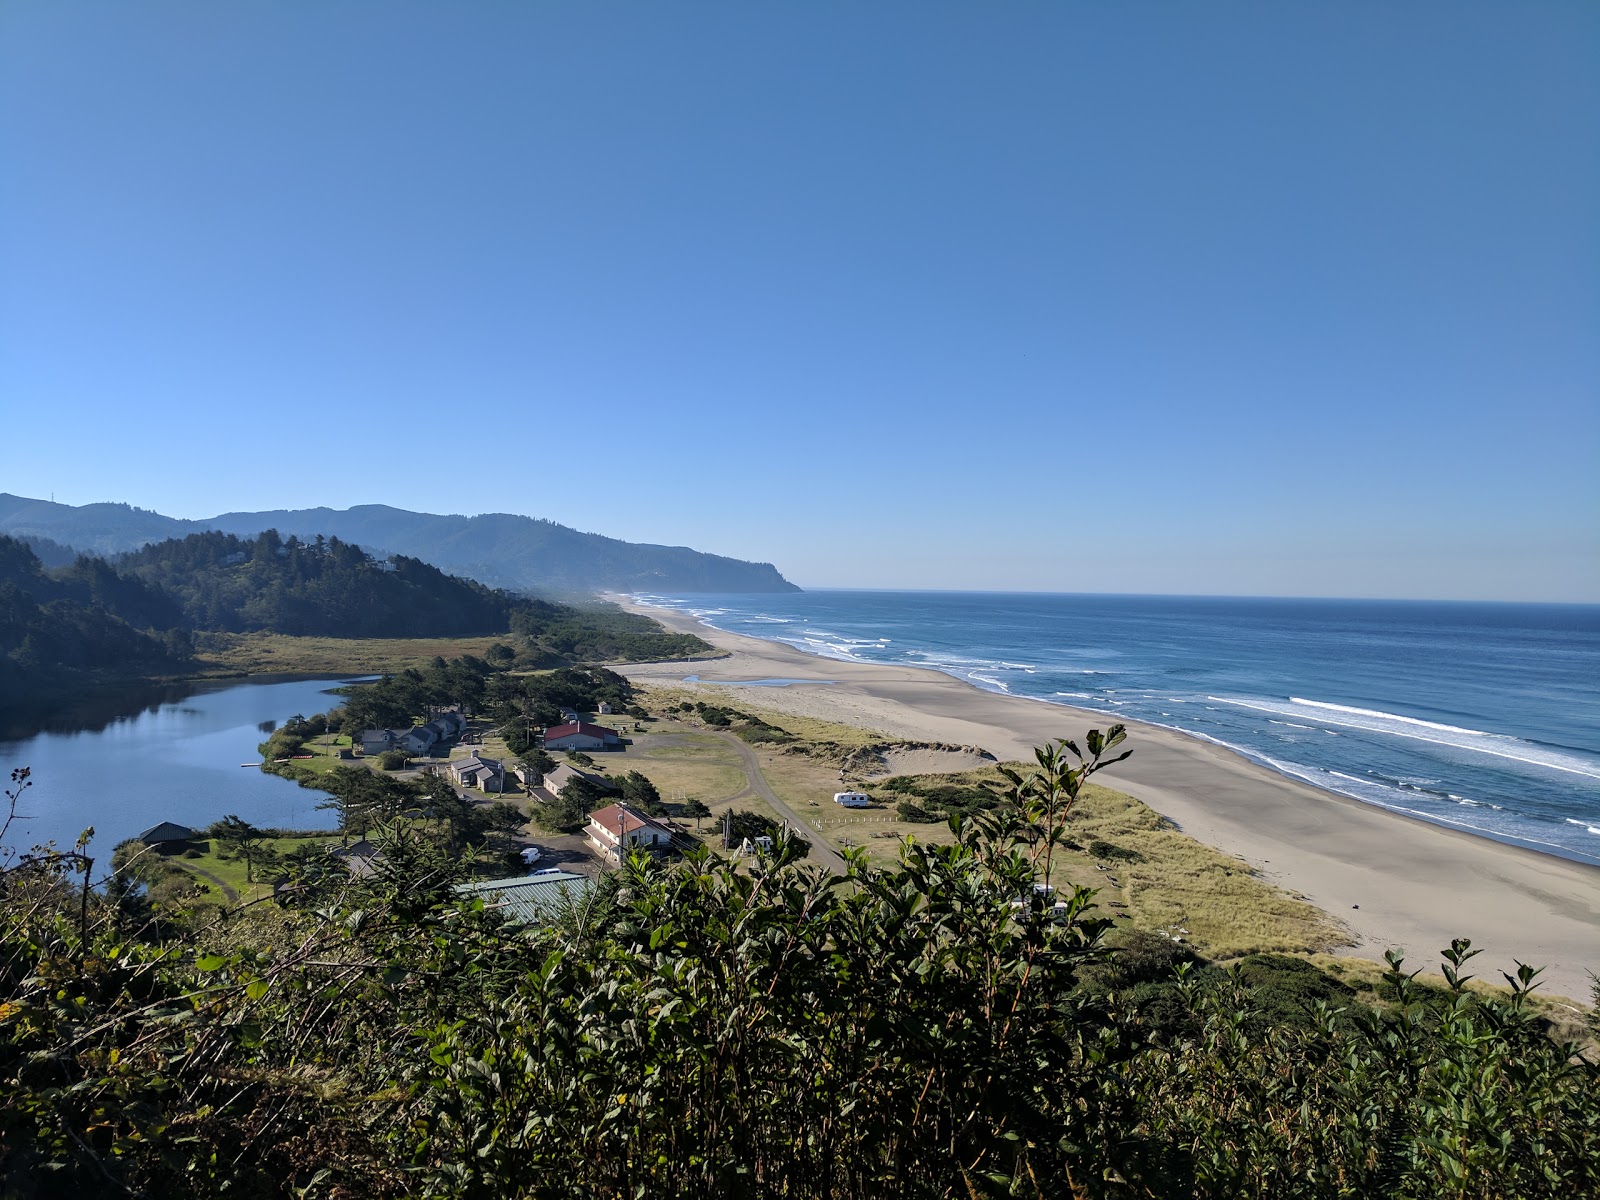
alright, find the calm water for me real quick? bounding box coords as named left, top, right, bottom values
left=639, top=591, right=1600, bottom=866
left=0, top=677, right=353, bottom=858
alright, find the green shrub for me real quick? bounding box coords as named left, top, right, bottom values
left=735, top=723, right=794, bottom=745
left=377, top=750, right=409, bottom=771
left=896, top=799, right=939, bottom=823
left=1088, top=838, right=1145, bottom=862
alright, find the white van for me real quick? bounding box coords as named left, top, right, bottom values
left=833, top=791, right=871, bottom=808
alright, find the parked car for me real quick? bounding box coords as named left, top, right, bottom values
left=520, top=845, right=543, bottom=866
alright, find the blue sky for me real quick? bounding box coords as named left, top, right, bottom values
left=2, top=2, right=1596, bottom=600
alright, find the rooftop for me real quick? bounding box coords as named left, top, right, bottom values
left=454, top=870, right=593, bottom=924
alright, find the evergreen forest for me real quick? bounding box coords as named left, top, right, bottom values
left=0, top=533, right=709, bottom=714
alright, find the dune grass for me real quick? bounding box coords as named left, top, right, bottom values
left=639, top=691, right=1348, bottom=959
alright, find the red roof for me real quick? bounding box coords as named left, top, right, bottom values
left=544, top=721, right=618, bottom=741
left=587, top=803, right=671, bottom=839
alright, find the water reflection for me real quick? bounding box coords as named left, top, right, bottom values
left=0, top=676, right=365, bottom=856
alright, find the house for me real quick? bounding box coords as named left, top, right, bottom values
left=138, top=821, right=196, bottom=848
left=333, top=839, right=382, bottom=878
left=432, top=709, right=467, bottom=736
left=361, top=729, right=398, bottom=756
left=453, top=870, right=592, bottom=926
left=399, top=726, right=438, bottom=757
left=417, top=716, right=459, bottom=749
left=532, top=763, right=618, bottom=803
left=450, top=754, right=507, bottom=793
left=543, top=720, right=622, bottom=752
left=585, top=803, right=675, bottom=864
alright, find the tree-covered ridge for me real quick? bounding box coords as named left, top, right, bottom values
left=10, top=534, right=80, bottom=570
left=0, top=533, right=709, bottom=721
left=118, top=530, right=516, bottom=638
left=0, top=737, right=1594, bottom=1199
left=0, top=537, right=192, bottom=710
left=115, top=531, right=714, bottom=658
left=0, top=492, right=801, bottom=594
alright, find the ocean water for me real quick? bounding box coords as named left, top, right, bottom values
left=637, top=591, right=1600, bottom=867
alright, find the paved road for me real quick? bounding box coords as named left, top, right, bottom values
left=715, top=732, right=848, bottom=874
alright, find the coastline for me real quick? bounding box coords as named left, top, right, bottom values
left=615, top=596, right=1600, bottom=1001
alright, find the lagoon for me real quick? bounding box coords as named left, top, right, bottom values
left=0, top=676, right=356, bottom=858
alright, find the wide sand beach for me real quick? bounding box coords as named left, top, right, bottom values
left=616, top=598, right=1600, bottom=1001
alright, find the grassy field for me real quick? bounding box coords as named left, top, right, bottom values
left=174, top=833, right=344, bottom=905
left=642, top=692, right=1348, bottom=959
left=573, top=716, right=786, bottom=845
left=195, top=632, right=516, bottom=676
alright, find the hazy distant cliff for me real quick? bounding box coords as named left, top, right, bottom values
left=0, top=495, right=800, bottom=595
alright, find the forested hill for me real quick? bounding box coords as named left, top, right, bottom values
left=119, top=531, right=516, bottom=638
left=1, top=531, right=711, bottom=714
left=0, top=494, right=800, bottom=594
left=0, top=536, right=193, bottom=708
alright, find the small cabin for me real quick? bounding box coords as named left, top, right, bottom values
left=138, top=821, right=197, bottom=848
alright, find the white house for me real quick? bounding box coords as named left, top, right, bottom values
left=399, top=726, right=438, bottom=757
left=585, top=803, right=675, bottom=864
left=543, top=720, right=623, bottom=752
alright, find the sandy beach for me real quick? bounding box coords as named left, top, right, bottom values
left=616, top=599, right=1600, bottom=1001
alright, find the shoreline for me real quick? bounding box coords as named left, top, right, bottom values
left=615, top=596, right=1600, bottom=1001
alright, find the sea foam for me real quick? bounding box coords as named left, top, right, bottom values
left=1210, top=696, right=1600, bottom=781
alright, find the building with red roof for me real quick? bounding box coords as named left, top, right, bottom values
left=543, top=720, right=623, bottom=752
left=586, top=803, right=675, bottom=864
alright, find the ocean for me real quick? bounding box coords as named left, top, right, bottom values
left=635, top=591, right=1600, bottom=867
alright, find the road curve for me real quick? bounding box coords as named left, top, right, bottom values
left=714, top=731, right=848, bottom=874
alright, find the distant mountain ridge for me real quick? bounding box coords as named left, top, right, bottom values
left=0, top=494, right=799, bottom=594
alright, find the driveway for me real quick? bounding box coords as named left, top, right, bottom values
left=714, top=731, right=847, bottom=874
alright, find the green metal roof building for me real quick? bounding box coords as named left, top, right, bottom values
left=454, top=870, right=594, bottom=925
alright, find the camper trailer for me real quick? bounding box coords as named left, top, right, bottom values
left=833, top=791, right=871, bottom=808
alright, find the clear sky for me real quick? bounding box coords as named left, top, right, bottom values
left=2, top=2, right=1596, bottom=600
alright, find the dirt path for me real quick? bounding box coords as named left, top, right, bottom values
left=715, top=732, right=848, bottom=874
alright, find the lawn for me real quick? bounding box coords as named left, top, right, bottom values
left=176, top=833, right=344, bottom=904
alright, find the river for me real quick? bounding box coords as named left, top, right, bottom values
left=0, top=676, right=360, bottom=859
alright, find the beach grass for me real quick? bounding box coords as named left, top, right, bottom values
left=646, top=693, right=1348, bottom=959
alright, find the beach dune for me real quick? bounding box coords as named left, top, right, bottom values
left=618, top=600, right=1600, bottom=1002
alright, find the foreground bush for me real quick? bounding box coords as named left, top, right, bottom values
left=0, top=740, right=1594, bottom=1198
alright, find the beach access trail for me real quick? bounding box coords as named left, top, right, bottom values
left=616, top=600, right=1600, bottom=1001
